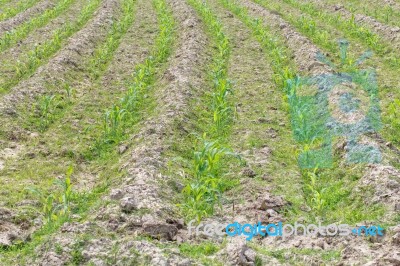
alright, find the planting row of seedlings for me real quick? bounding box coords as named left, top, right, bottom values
left=288, top=0, right=400, bottom=52
left=243, top=1, right=396, bottom=227
left=0, top=0, right=134, bottom=249
left=197, top=0, right=311, bottom=264
left=222, top=0, right=366, bottom=227
left=177, top=0, right=237, bottom=223
left=0, top=0, right=121, bottom=219
left=0, top=0, right=120, bottom=119
left=0, top=0, right=121, bottom=176
left=0, top=0, right=15, bottom=10
left=0, top=0, right=42, bottom=22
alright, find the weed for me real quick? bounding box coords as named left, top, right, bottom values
left=303, top=168, right=326, bottom=214
left=70, top=240, right=85, bottom=265
left=54, top=166, right=74, bottom=216
left=179, top=241, right=220, bottom=258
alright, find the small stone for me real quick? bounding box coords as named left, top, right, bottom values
left=176, top=235, right=183, bottom=244
left=395, top=203, right=400, bottom=211
left=110, top=189, right=124, bottom=200
left=242, top=167, right=256, bottom=178
left=25, top=152, right=36, bottom=159
left=258, top=117, right=270, bottom=123
left=334, top=4, right=344, bottom=11
left=30, top=132, right=39, bottom=138
left=120, top=196, right=138, bottom=213
left=118, top=145, right=128, bottom=154
left=387, top=179, right=399, bottom=189
left=3, top=108, right=16, bottom=116
left=261, top=174, right=272, bottom=181
left=260, top=195, right=286, bottom=211
left=165, top=218, right=184, bottom=229
left=243, top=248, right=256, bottom=262
left=142, top=222, right=178, bottom=241
left=266, top=209, right=278, bottom=217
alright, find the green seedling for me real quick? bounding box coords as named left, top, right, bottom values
left=63, top=82, right=74, bottom=99
left=181, top=137, right=240, bottom=221
left=103, top=105, right=127, bottom=142
left=26, top=166, right=75, bottom=224
left=37, top=95, right=58, bottom=131
left=54, top=165, right=74, bottom=217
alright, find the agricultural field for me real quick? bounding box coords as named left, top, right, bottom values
left=0, top=0, right=399, bottom=265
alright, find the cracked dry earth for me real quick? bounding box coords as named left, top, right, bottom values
left=0, top=0, right=400, bottom=265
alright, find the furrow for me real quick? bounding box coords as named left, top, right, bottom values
left=193, top=0, right=294, bottom=264
left=308, top=0, right=400, bottom=28
left=0, top=0, right=152, bottom=255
